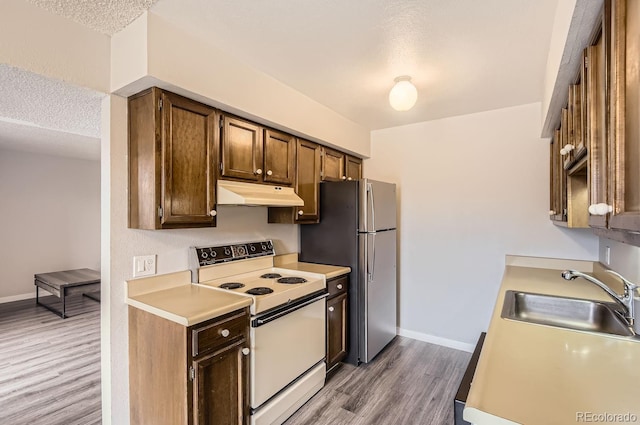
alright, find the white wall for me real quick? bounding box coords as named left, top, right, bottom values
left=110, top=12, right=370, bottom=158
left=0, top=149, right=101, bottom=301
left=599, top=237, right=640, bottom=282
left=0, top=0, right=110, bottom=92
left=366, top=102, right=599, bottom=349
left=101, top=95, right=299, bottom=424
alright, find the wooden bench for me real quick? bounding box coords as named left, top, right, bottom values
left=34, top=268, right=100, bottom=318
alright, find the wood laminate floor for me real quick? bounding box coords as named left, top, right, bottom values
left=0, top=295, right=101, bottom=425
left=285, top=337, right=471, bottom=425
left=0, top=296, right=470, bottom=425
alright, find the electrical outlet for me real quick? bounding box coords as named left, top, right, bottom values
left=133, top=255, right=157, bottom=277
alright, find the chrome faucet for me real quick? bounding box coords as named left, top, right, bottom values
left=562, top=269, right=638, bottom=327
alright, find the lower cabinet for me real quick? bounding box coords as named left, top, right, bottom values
left=326, top=275, right=348, bottom=373
left=129, top=307, right=250, bottom=425
left=193, top=339, right=248, bottom=425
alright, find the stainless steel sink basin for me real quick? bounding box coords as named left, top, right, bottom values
left=501, top=290, right=635, bottom=337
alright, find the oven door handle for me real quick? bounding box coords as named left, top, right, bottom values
left=252, top=292, right=328, bottom=327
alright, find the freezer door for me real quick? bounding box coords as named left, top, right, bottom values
left=362, top=229, right=397, bottom=363
left=359, top=179, right=397, bottom=232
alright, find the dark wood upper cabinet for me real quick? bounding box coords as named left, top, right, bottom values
left=268, top=138, right=321, bottom=224
left=129, top=88, right=217, bottom=229
left=609, top=0, right=640, bottom=232
left=345, top=155, right=362, bottom=181
left=550, top=130, right=567, bottom=222
left=294, top=139, right=322, bottom=222
left=263, top=129, right=296, bottom=185
left=321, top=148, right=363, bottom=182
left=220, top=115, right=263, bottom=182
left=321, top=147, right=346, bottom=182
left=571, top=83, right=586, bottom=159
left=129, top=87, right=363, bottom=228
left=587, top=16, right=610, bottom=229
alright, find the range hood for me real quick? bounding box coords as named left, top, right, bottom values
left=217, top=180, right=304, bottom=207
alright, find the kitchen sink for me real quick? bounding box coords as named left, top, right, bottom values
left=501, top=290, right=636, bottom=337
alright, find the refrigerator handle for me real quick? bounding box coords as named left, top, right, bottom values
left=370, top=233, right=376, bottom=282
left=368, top=182, right=376, bottom=232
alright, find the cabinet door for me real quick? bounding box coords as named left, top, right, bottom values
left=161, top=91, right=217, bottom=227
left=326, top=293, right=347, bottom=371
left=571, top=83, right=586, bottom=159
left=610, top=0, right=640, bottom=231
left=550, top=129, right=567, bottom=222
left=561, top=108, right=572, bottom=169
left=321, top=147, right=346, bottom=182
left=345, top=155, right=362, bottom=181
left=263, top=129, right=295, bottom=185
left=587, top=22, right=610, bottom=228
left=221, top=115, right=263, bottom=181
left=295, top=139, right=322, bottom=222
left=193, top=339, right=249, bottom=425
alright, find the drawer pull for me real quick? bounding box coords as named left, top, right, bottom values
left=328, top=306, right=335, bottom=312
left=242, top=348, right=250, bottom=355
left=336, top=284, right=343, bottom=290
left=220, top=329, right=230, bottom=337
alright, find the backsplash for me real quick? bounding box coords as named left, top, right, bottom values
left=599, top=237, right=640, bottom=282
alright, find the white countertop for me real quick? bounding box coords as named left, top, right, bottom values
left=464, top=256, right=640, bottom=425
left=274, top=253, right=351, bottom=279
left=125, top=270, right=251, bottom=326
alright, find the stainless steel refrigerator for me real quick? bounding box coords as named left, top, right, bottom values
left=300, top=179, right=397, bottom=365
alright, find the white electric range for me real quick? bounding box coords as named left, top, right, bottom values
left=191, top=240, right=327, bottom=425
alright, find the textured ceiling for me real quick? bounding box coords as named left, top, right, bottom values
left=0, top=64, right=103, bottom=159
left=4, top=0, right=559, bottom=160
left=25, top=0, right=157, bottom=34
left=150, top=0, right=559, bottom=130
left=0, top=119, right=100, bottom=160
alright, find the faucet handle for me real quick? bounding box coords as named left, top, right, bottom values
left=605, top=270, right=639, bottom=295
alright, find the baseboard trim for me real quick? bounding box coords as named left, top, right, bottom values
left=397, top=327, right=476, bottom=353
left=0, top=292, right=35, bottom=304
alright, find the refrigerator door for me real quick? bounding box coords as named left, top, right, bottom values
left=361, top=229, right=397, bottom=363
left=359, top=179, right=397, bottom=232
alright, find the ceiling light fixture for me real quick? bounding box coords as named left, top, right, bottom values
left=389, top=76, right=418, bottom=111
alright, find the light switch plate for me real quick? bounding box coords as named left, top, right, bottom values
left=133, top=255, right=157, bottom=277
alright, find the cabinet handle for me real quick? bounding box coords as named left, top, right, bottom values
left=336, top=284, right=343, bottom=290
left=266, top=170, right=273, bottom=176
left=328, top=306, right=335, bottom=312
left=242, top=348, right=250, bottom=355
left=589, top=203, right=613, bottom=216
left=548, top=210, right=556, bottom=216
left=209, top=210, right=217, bottom=217
left=298, top=210, right=304, bottom=216
left=220, top=329, right=230, bottom=337
left=255, top=169, right=263, bottom=175
left=560, top=144, right=575, bottom=156
left=341, top=175, right=347, bottom=180
left=347, top=177, right=353, bottom=181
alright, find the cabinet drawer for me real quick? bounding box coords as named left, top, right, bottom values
left=192, top=311, right=247, bottom=357
left=327, top=275, right=348, bottom=298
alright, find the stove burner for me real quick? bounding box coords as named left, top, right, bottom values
left=260, top=273, right=282, bottom=279
left=277, top=277, right=308, bottom=284
left=246, top=287, right=274, bottom=295
left=219, top=282, right=245, bottom=290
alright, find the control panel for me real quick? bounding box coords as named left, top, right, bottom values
left=192, top=240, right=275, bottom=267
